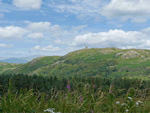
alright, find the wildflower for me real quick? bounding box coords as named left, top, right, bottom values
left=91, top=110, right=93, bottom=113
left=67, top=85, right=70, bottom=90
left=136, top=102, right=139, bottom=106
left=136, top=101, right=143, bottom=106
left=109, top=81, right=114, bottom=95
left=125, top=109, right=129, bottom=112
left=109, top=85, right=114, bottom=95
left=116, top=101, right=120, bottom=104
left=43, top=108, right=61, bottom=113
left=121, top=103, right=127, bottom=106
left=137, top=100, right=143, bottom=104
left=67, top=79, right=70, bottom=90
left=93, top=85, right=95, bottom=87
left=128, top=97, right=132, bottom=100
left=80, top=97, right=83, bottom=101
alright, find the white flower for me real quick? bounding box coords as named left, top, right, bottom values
left=44, top=108, right=55, bottom=113
left=136, top=102, right=139, bottom=106
left=44, top=108, right=61, bottom=113
left=136, top=100, right=143, bottom=106
left=116, top=101, right=120, bottom=104
left=121, top=103, right=127, bottom=106
left=128, top=97, right=132, bottom=100
left=125, top=109, right=129, bottom=112
left=137, top=101, right=143, bottom=104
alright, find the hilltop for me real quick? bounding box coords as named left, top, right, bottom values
left=1, top=47, right=150, bottom=80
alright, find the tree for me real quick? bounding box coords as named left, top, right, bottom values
left=54, top=76, right=57, bottom=81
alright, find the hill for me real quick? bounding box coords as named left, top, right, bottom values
left=20, top=55, right=44, bottom=61
left=1, top=47, right=150, bottom=80
left=0, top=58, right=28, bottom=64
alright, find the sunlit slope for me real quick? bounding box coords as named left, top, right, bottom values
left=1, top=56, right=61, bottom=75
left=0, top=62, right=24, bottom=74
left=33, top=47, right=150, bottom=77
left=2, top=47, right=150, bottom=78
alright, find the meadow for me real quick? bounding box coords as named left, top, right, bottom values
left=1, top=75, right=150, bottom=113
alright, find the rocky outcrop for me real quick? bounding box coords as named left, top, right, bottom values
left=51, top=60, right=64, bottom=66
left=29, top=56, right=46, bottom=66
left=10, top=63, right=19, bottom=66
left=0, top=63, right=8, bottom=66
left=121, top=50, right=140, bottom=59
left=115, top=52, right=124, bottom=57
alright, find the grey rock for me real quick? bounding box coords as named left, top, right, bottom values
left=115, top=52, right=124, bottom=57
left=121, top=50, right=139, bottom=59
left=91, top=57, right=94, bottom=60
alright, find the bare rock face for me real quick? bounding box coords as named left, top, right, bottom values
left=11, top=63, right=19, bottom=66
left=91, top=57, right=94, bottom=60
left=29, top=56, right=46, bottom=66
left=121, top=50, right=140, bottom=59
left=146, top=52, right=149, bottom=55
left=51, top=60, right=64, bottom=66
left=115, top=52, right=124, bottom=57
left=140, top=55, right=145, bottom=58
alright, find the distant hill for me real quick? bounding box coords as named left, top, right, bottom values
left=0, top=55, right=44, bottom=64
left=20, top=55, right=44, bottom=61
left=0, top=58, right=28, bottom=64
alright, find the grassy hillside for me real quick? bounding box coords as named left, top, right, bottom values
left=2, top=47, right=150, bottom=80
left=0, top=62, right=24, bottom=74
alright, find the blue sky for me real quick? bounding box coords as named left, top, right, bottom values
left=0, top=0, right=150, bottom=60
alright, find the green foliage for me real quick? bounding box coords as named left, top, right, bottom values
left=2, top=74, right=150, bottom=113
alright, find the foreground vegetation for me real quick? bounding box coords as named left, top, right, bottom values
left=1, top=73, right=150, bottom=112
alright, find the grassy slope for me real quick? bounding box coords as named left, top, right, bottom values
left=0, top=62, right=24, bottom=74
left=1, top=47, right=150, bottom=80
left=1, top=56, right=61, bottom=75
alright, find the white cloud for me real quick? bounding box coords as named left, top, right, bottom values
left=27, top=33, right=44, bottom=39
left=100, top=0, right=150, bottom=23
left=69, top=28, right=149, bottom=49
left=12, top=0, right=42, bottom=10
left=54, top=39, right=61, bottom=44
left=30, top=45, right=61, bottom=51
left=0, top=26, right=28, bottom=39
left=140, top=27, right=150, bottom=35
left=26, top=21, right=61, bottom=37
left=130, top=18, right=146, bottom=23
left=26, top=22, right=51, bottom=31
left=65, top=46, right=84, bottom=53
left=31, top=45, right=41, bottom=50
left=48, top=0, right=107, bottom=21
left=42, top=45, right=60, bottom=51
left=71, top=25, right=87, bottom=31
left=26, top=21, right=87, bottom=38
left=0, top=43, right=13, bottom=48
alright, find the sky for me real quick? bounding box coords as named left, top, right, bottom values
left=0, top=0, right=150, bottom=60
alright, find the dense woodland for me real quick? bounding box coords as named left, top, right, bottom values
left=1, top=71, right=150, bottom=103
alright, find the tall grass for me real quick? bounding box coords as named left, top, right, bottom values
left=1, top=77, right=150, bottom=113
